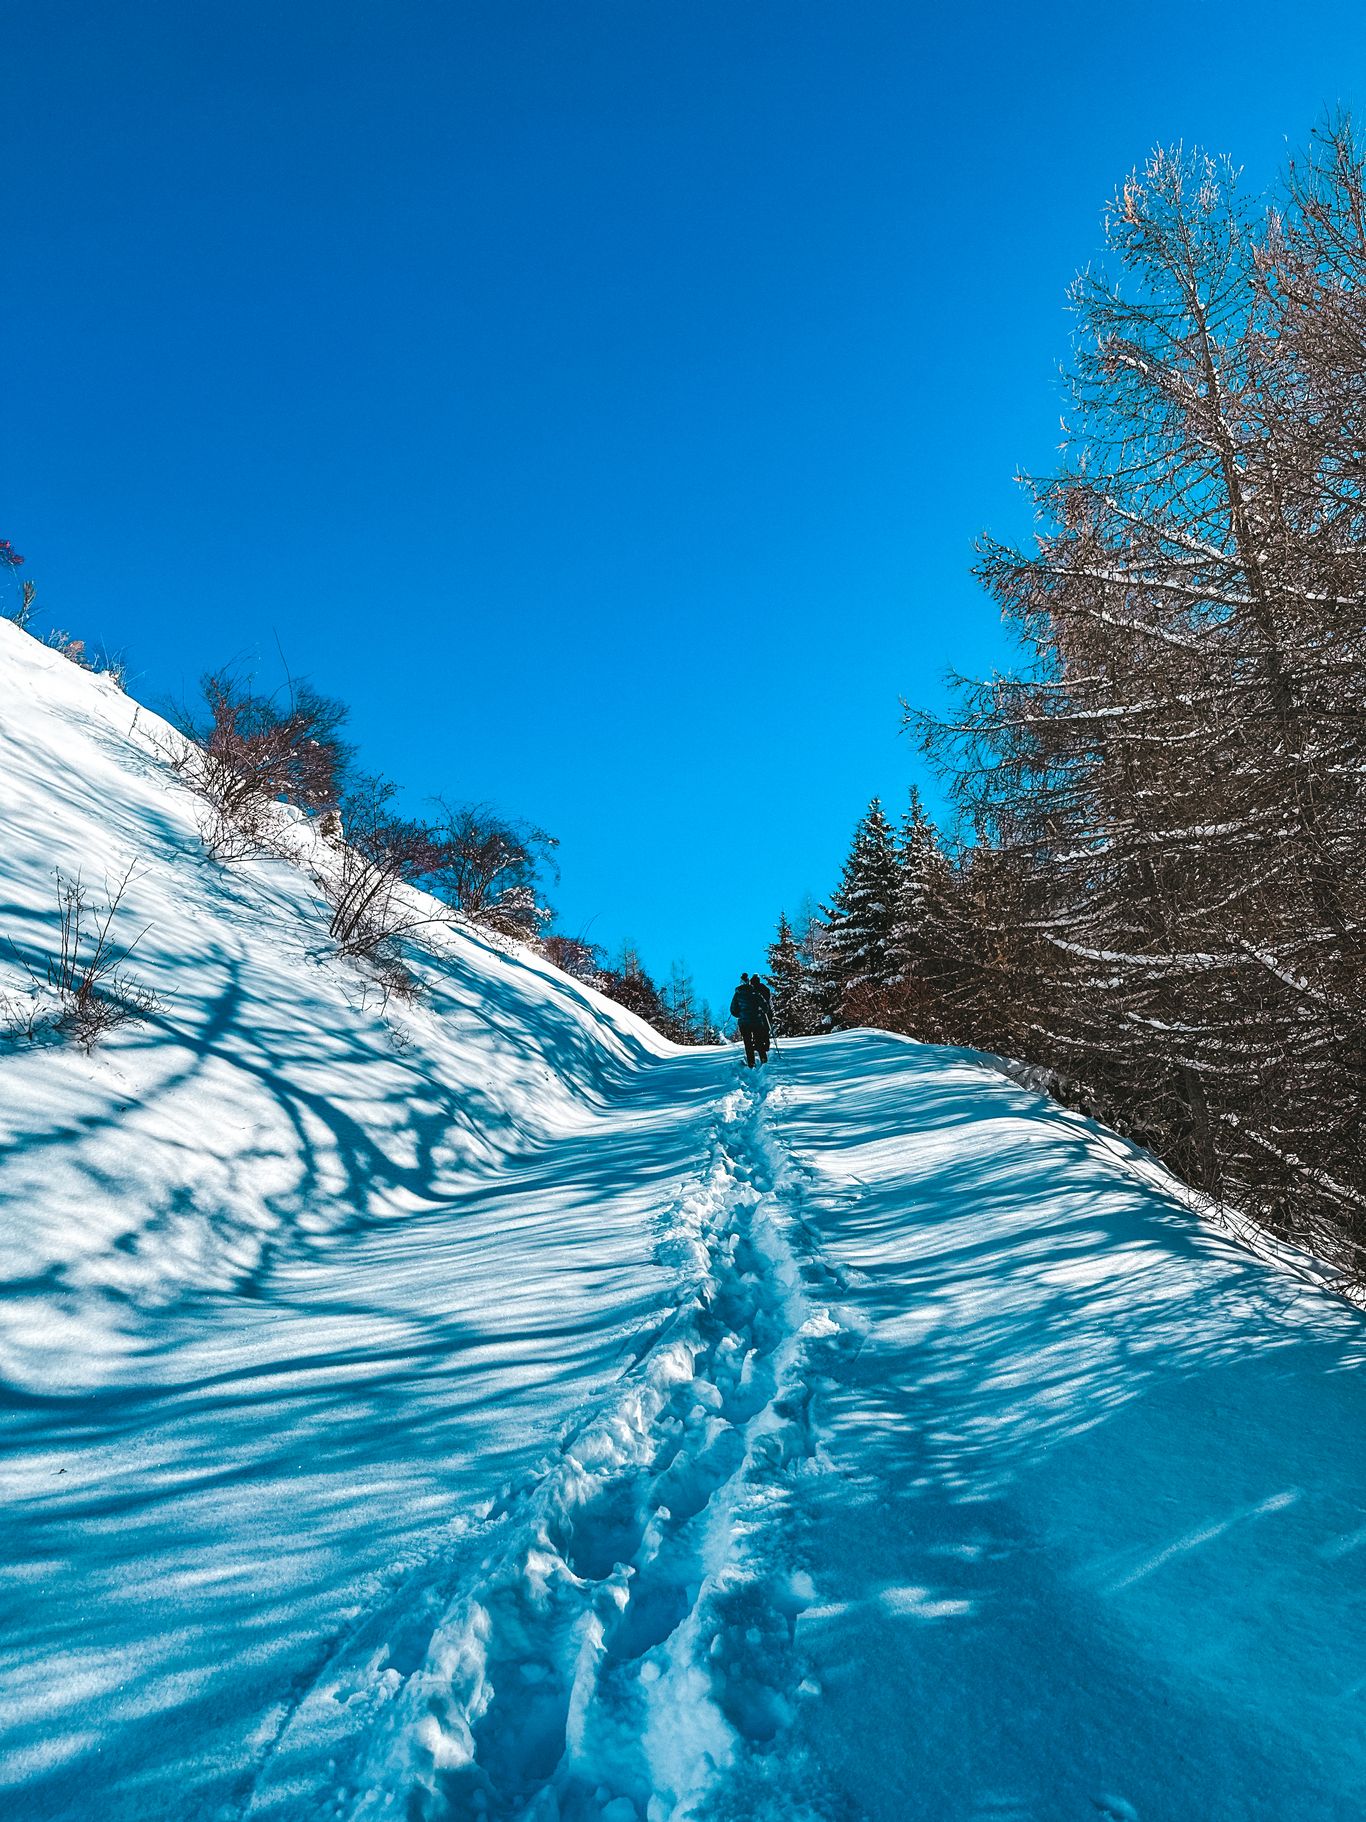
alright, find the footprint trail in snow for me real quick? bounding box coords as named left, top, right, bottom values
left=246, top=1076, right=844, bottom=1822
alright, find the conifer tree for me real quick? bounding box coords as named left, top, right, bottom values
left=799, top=912, right=842, bottom=1032
left=913, top=130, right=1366, bottom=1267
left=824, top=798, right=902, bottom=1024
left=601, top=944, right=670, bottom=1030
left=662, top=963, right=702, bottom=1044
left=889, top=787, right=952, bottom=1040
left=766, top=912, right=810, bottom=1036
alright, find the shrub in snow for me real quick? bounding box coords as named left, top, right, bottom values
left=91, top=648, right=130, bottom=690
left=3, top=578, right=36, bottom=630
left=3, top=866, right=160, bottom=1049
left=170, top=666, right=353, bottom=862
left=317, top=786, right=570, bottom=1011
left=43, top=628, right=93, bottom=668
left=430, top=801, right=557, bottom=942
left=540, top=933, right=600, bottom=980
left=315, top=777, right=450, bottom=993
left=0, top=987, right=45, bottom=1042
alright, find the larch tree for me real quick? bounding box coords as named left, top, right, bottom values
left=662, top=963, right=702, bottom=1044
left=915, top=132, right=1366, bottom=1269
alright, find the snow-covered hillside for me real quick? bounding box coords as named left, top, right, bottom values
left=3, top=618, right=1365, bottom=1822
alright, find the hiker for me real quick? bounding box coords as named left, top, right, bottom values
left=730, top=971, right=772, bottom=1069
left=750, top=972, right=773, bottom=1039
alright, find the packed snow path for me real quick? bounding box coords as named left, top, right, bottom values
left=3, top=619, right=1366, bottom=1820
left=239, top=1078, right=826, bottom=1822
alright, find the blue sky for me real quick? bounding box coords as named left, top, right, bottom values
left=4, top=1, right=1363, bottom=1012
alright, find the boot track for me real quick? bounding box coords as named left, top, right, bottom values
left=244, top=1073, right=847, bottom=1822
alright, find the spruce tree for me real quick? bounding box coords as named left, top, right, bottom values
left=824, top=798, right=902, bottom=1024
left=766, top=912, right=808, bottom=1036
left=800, top=912, right=842, bottom=1032
left=889, top=787, right=951, bottom=1040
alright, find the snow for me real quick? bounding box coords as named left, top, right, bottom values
left=3, top=615, right=1366, bottom=1820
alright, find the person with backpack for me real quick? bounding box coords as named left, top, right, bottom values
left=730, top=970, right=773, bottom=1068
left=750, top=973, right=773, bottom=1043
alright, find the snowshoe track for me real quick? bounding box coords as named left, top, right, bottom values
left=242, top=1075, right=838, bottom=1822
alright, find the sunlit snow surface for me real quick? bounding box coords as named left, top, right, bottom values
left=2, top=616, right=1365, bottom=1822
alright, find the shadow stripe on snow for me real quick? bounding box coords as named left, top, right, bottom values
left=241, top=1074, right=849, bottom=1822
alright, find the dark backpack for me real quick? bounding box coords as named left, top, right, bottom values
left=732, top=982, right=770, bottom=1029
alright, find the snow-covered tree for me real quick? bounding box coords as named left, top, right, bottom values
left=599, top=944, right=669, bottom=1029
left=886, top=788, right=952, bottom=1037
left=765, top=911, right=813, bottom=1036
left=794, top=910, right=841, bottom=1033
left=823, top=798, right=902, bottom=1025
left=915, top=132, right=1366, bottom=1267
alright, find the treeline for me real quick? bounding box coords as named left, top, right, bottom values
left=766, top=121, right=1366, bottom=1279
left=761, top=792, right=952, bottom=1043
left=545, top=939, right=722, bottom=1046
left=173, top=666, right=718, bottom=1039
left=0, top=562, right=710, bottom=1043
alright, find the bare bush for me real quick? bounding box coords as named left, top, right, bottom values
left=6, top=866, right=160, bottom=1048
left=431, top=801, right=557, bottom=940
left=0, top=989, right=45, bottom=1042
left=44, top=628, right=93, bottom=668
left=193, top=793, right=285, bottom=864
left=315, top=778, right=450, bottom=997
left=5, top=578, right=36, bottom=630
left=92, top=648, right=129, bottom=689
left=541, top=933, right=602, bottom=981
left=172, top=666, right=352, bottom=860
left=354, top=949, right=426, bottom=1020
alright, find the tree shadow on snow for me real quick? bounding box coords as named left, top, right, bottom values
left=774, top=1033, right=1366, bottom=1822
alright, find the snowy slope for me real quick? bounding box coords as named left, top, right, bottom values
left=3, top=620, right=1366, bottom=1822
